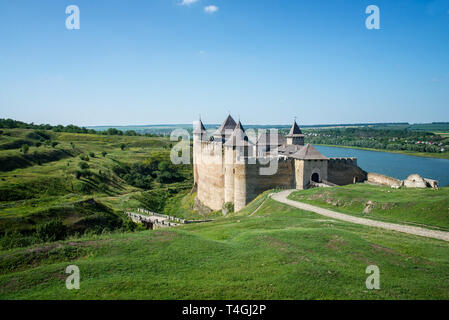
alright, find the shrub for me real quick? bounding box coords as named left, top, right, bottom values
left=34, top=130, right=51, bottom=140
left=97, top=183, right=109, bottom=193
left=74, top=170, right=82, bottom=179
left=35, top=141, right=42, bottom=148
left=89, top=152, right=95, bottom=158
left=101, top=151, right=107, bottom=157
left=79, top=155, right=89, bottom=161
left=0, top=232, right=38, bottom=249
left=120, top=143, right=126, bottom=150
left=21, top=144, right=29, bottom=154
left=51, top=141, right=59, bottom=148
left=35, top=220, right=67, bottom=242
left=222, top=202, right=234, bottom=215
left=78, top=162, right=89, bottom=169
left=122, top=220, right=137, bottom=232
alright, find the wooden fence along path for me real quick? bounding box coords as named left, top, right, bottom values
left=125, top=208, right=213, bottom=229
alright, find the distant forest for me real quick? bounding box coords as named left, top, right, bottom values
left=0, top=118, right=159, bottom=137
left=2, top=118, right=449, bottom=155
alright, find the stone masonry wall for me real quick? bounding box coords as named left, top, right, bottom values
left=196, top=141, right=225, bottom=211
left=367, top=172, right=401, bottom=187
left=327, top=158, right=367, bottom=185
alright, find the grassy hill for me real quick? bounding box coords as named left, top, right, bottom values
left=1, top=192, right=449, bottom=299
left=2, top=127, right=449, bottom=299
left=0, top=128, right=201, bottom=247
left=288, top=184, right=449, bottom=231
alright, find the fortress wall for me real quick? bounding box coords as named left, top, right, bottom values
left=294, top=159, right=305, bottom=189
left=234, top=162, right=247, bottom=212
left=327, top=158, right=367, bottom=185
left=300, top=160, right=328, bottom=188
left=366, top=172, right=401, bottom=187
left=243, top=158, right=295, bottom=209
left=195, top=141, right=225, bottom=211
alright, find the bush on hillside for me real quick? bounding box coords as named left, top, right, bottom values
left=21, top=144, right=29, bottom=154
left=0, top=232, right=39, bottom=250
left=36, top=220, right=67, bottom=242
left=78, top=162, right=89, bottom=169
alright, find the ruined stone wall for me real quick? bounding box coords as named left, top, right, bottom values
left=327, top=158, right=367, bottom=185
left=366, top=172, right=401, bottom=187
left=195, top=141, right=225, bottom=211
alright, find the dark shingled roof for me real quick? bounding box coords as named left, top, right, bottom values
left=214, top=115, right=237, bottom=137
left=291, top=144, right=328, bottom=160
left=287, top=120, right=303, bottom=136
left=276, top=144, right=303, bottom=155
left=224, top=121, right=254, bottom=147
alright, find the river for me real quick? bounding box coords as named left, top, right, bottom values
left=314, top=145, right=449, bottom=187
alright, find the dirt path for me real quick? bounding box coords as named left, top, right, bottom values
left=271, top=190, right=449, bottom=242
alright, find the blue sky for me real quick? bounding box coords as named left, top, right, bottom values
left=0, top=0, right=448, bottom=126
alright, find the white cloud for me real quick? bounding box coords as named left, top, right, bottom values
left=180, top=0, right=198, bottom=6
left=204, top=5, right=218, bottom=13
left=199, top=50, right=206, bottom=54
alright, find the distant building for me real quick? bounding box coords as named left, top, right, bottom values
left=193, top=115, right=366, bottom=212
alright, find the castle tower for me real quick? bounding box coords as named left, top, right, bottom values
left=286, top=120, right=305, bottom=146
left=193, top=118, right=207, bottom=185
left=224, top=121, right=254, bottom=212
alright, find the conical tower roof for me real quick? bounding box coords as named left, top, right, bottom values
left=193, top=119, right=207, bottom=134
left=287, top=120, right=303, bottom=136
left=224, top=121, right=254, bottom=147
left=214, top=114, right=237, bottom=136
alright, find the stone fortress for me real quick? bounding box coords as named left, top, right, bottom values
left=192, top=115, right=367, bottom=212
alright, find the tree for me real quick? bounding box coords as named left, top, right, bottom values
left=120, top=143, right=126, bottom=150
left=51, top=141, right=59, bottom=148
left=21, top=144, right=29, bottom=154
left=101, top=151, right=107, bottom=157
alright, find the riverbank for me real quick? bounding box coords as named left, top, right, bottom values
left=313, top=143, right=449, bottom=160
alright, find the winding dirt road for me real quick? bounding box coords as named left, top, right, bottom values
left=271, top=190, right=449, bottom=242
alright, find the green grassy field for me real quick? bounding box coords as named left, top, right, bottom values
left=1, top=192, right=449, bottom=299
left=2, top=128, right=449, bottom=299
left=288, top=184, right=449, bottom=231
